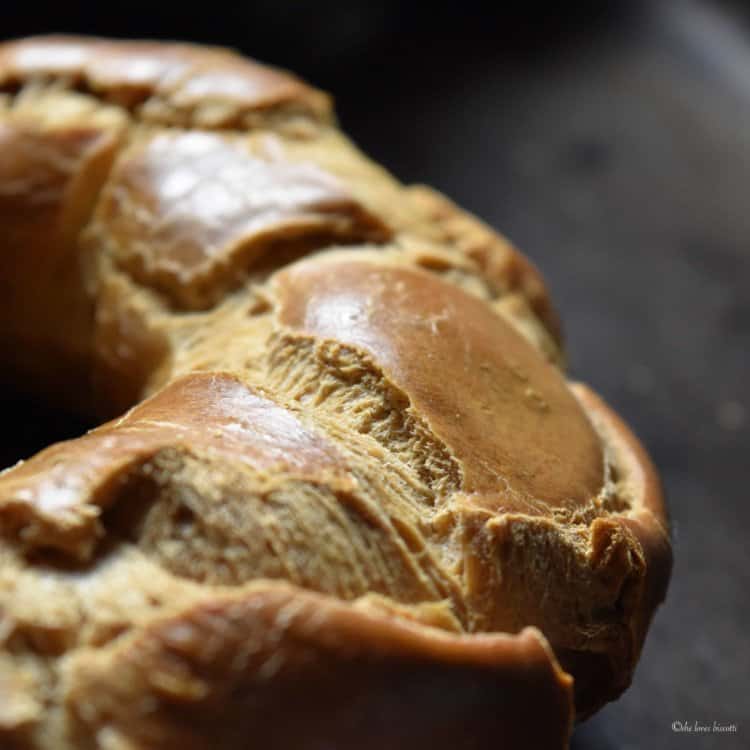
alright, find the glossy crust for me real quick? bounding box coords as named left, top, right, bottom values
left=0, top=36, right=332, bottom=124
left=63, top=587, right=573, bottom=750
left=0, top=36, right=670, bottom=749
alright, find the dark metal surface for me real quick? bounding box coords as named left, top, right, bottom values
left=2, top=1, right=748, bottom=747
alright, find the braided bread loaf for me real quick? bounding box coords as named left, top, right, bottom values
left=0, top=36, right=671, bottom=749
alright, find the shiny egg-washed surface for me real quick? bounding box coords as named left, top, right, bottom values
left=0, top=36, right=671, bottom=749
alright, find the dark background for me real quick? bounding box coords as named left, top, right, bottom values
left=2, top=1, right=748, bottom=747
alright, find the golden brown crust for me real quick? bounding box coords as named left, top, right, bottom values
left=274, top=255, right=601, bottom=508
left=0, top=36, right=331, bottom=127
left=0, top=373, right=354, bottom=560
left=64, top=585, right=573, bottom=750
left=0, top=35, right=671, bottom=749
left=96, top=130, right=390, bottom=309
left=0, top=110, right=124, bottom=407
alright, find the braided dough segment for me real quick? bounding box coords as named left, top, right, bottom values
left=61, top=584, right=573, bottom=750
left=267, top=251, right=670, bottom=714
left=0, top=35, right=331, bottom=129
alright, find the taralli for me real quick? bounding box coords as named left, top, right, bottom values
left=0, top=36, right=671, bottom=749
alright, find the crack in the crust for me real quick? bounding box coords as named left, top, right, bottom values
left=117, top=233, right=390, bottom=314
left=265, top=332, right=463, bottom=496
